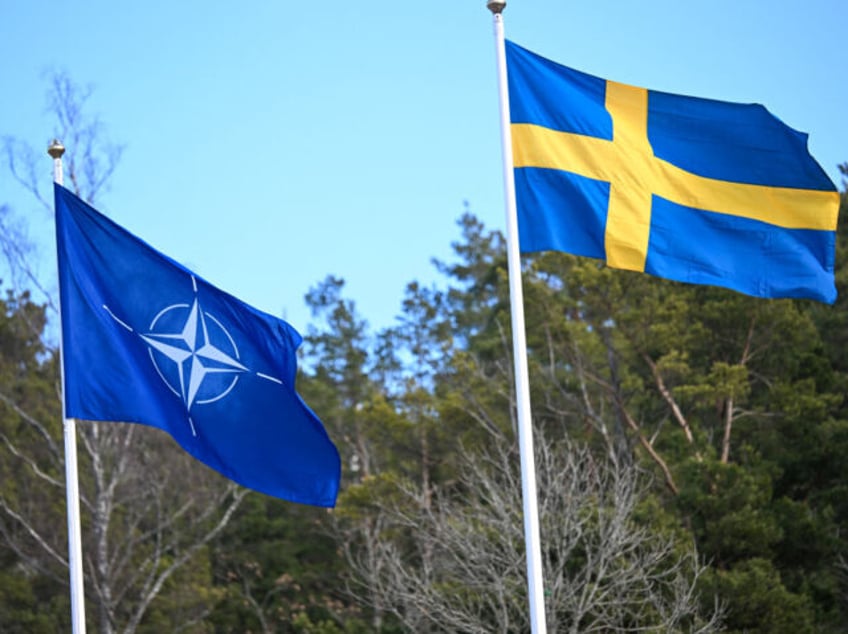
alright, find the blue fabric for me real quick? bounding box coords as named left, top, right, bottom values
left=55, top=185, right=340, bottom=507
left=646, top=196, right=837, bottom=301
left=515, top=168, right=608, bottom=259
left=647, top=91, right=835, bottom=190
left=507, top=41, right=612, bottom=140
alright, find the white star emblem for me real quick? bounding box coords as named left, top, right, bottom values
left=141, top=298, right=247, bottom=410
left=102, top=275, right=286, bottom=439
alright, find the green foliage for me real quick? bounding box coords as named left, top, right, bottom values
left=677, top=459, right=782, bottom=566
left=700, top=558, right=816, bottom=633
left=207, top=493, right=356, bottom=633
left=4, top=170, right=848, bottom=631
left=0, top=291, right=69, bottom=630
left=0, top=569, right=69, bottom=633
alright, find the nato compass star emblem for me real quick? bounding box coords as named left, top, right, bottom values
left=103, top=275, right=283, bottom=437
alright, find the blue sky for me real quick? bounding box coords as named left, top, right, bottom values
left=1, top=1, right=845, bottom=336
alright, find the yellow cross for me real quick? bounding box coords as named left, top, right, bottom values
left=512, top=82, right=840, bottom=272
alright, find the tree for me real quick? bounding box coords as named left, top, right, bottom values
left=0, top=289, right=70, bottom=632
left=338, top=425, right=722, bottom=633
left=330, top=212, right=725, bottom=632
left=207, top=493, right=362, bottom=634
left=304, top=276, right=376, bottom=481
left=0, top=71, right=248, bottom=633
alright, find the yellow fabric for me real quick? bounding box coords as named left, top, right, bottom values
left=511, top=81, right=840, bottom=272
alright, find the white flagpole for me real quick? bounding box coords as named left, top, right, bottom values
left=487, top=3, right=548, bottom=632
left=49, top=139, right=87, bottom=634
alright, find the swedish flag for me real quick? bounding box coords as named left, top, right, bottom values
left=506, top=40, right=840, bottom=303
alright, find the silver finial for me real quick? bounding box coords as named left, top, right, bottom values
left=487, top=0, right=506, bottom=15
left=47, top=139, right=65, bottom=159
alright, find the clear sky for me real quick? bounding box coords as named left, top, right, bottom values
left=1, top=1, right=845, bottom=336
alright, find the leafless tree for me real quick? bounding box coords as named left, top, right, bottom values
left=338, top=427, right=723, bottom=633
left=0, top=70, right=247, bottom=633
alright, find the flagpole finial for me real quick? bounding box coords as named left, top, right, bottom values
left=487, top=0, right=506, bottom=14
left=47, top=139, right=65, bottom=159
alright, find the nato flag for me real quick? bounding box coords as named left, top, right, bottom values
left=55, top=184, right=340, bottom=507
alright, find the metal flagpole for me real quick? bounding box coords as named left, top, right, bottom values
left=49, top=139, right=88, bottom=634
left=487, top=2, right=548, bottom=632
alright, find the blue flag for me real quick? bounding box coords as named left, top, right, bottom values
left=55, top=185, right=340, bottom=507
left=506, top=40, right=840, bottom=303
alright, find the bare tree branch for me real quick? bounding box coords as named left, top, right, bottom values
left=122, top=485, right=248, bottom=634
left=1, top=433, right=64, bottom=489
left=338, top=428, right=720, bottom=632
left=0, top=389, right=62, bottom=460
left=0, top=495, right=68, bottom=569
left=0, top=72, right=246, bottom=633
